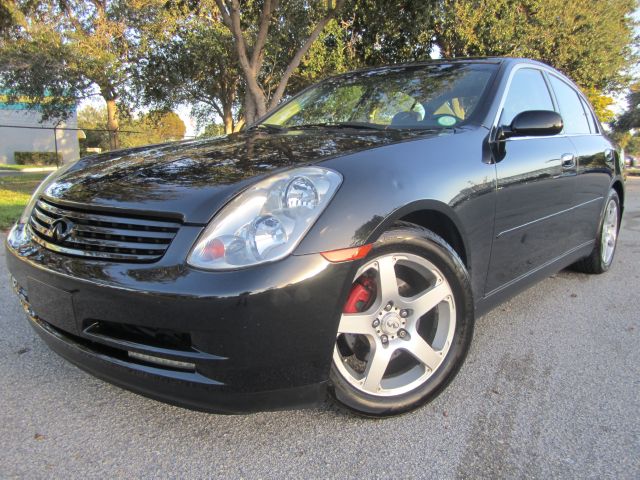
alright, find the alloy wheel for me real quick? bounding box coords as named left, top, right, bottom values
left=333, top=253, right=456, bottom=397
left=601, top=198, right=618, bottom=265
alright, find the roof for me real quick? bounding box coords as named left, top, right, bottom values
left=329, top=57, right=553, bottom=77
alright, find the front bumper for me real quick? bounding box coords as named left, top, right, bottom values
left=5, top=225, right=355, bottom=413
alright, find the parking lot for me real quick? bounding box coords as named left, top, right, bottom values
left=1, top=178, right=638, bottom=479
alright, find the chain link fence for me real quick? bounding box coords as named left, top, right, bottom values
left=0, top=124, right=196, bottom=166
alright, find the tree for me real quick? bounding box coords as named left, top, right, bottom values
left=139, top=16, right=241, bottom=133
left=199, top=123, right=226, bottom=138
left=626, top=135, right=640, bottom=158
left=341, top=0, right=438, bottom=67
left=78, top=104, right=112, bottom=151
left=136, top=110, right=186, bottom=144
left=434, top=0, right=638, bottom=121
left=78, top=105, right=186, bottom=149
left=211, top=0, right=347, bottom=124
left=4, top=0, right=637, bottom=138
left=0, top=0, right=168, bottom=148
left=137, top=1, right=440, bottom=132
left=616, top=82, right=640, bottom=132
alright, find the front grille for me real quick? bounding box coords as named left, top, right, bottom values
left=29, top=197, right=181, bottom=262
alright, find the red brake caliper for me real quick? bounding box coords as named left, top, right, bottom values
left=343, top=276, right=376, bottom=313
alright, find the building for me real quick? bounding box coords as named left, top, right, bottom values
left=0, top=95, right=80, bottom=165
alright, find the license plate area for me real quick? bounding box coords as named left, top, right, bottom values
left=27, top=277, right=77, bottom=334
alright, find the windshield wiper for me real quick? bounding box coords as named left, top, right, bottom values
left=291, top=122, right=386, bottom=131
left=247, top=123, right=288, bottom=133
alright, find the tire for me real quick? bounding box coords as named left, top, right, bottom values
left=572, top=189, right=621, bottom=274
left=328, top=223, right=474, bottom=417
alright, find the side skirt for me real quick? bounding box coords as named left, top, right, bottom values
left=474, top=240, right=595, bottom=318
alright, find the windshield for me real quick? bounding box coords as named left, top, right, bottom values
left=261, top=63, right=497, bottom=130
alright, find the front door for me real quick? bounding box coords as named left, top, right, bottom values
left=486, top=68, right=577, bottom=294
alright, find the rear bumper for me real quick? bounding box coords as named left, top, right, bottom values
left=5, top=227, right=355, bottom=413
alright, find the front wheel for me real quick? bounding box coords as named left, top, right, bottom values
left=328, top=224, right=474, bottom=417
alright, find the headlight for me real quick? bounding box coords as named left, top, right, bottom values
left=187, top=166, right=342, bottom=270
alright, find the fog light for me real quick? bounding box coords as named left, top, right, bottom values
left=127, top=351, right=195, bottom=371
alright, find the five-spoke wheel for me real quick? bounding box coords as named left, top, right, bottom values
left=329, top=224, right=474, bottom=416
left=334, top=253, right=455, bottom=396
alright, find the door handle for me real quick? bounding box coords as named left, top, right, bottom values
left=561, top=153, right=575, bottom=169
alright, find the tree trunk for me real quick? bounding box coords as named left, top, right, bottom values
left=217, top=0, right=342, bottom=124
left=244, top=91, right=257, bottom=126
left=223, top=107, right=234, bottom=134
left=105, top=98, right=119, bottom=150
left=234, top=118, right=245, bottom=132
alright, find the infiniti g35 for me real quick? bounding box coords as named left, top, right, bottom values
left=6, top=58, right=624, bottom=416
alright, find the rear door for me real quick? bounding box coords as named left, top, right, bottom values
left=546, top=74, right=614, bottom=246
left=486, top=67, right=578, bottom=294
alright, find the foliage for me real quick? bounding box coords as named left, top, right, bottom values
left=0, top=163, right=54, bottom=171
left=119, top=111, right=187, bottom=147
left=213, top=0, right=349, bottom=123
left=626, top=135, right=640, bottom=157
left=613, top=131, right=640, bottom=157
left=0, top=173, right=47, bottom=229
left=78, top=104, right=186, bottom=150
left=584, top=89, right=615, bottom=125
left=1, top=0, right=638, bottom=135
left=340, top=0, right=438, bottom=67
left=198, top=123, right=226, bottom=138
left=285, top=19, right=354, bottom=95
left=136, top=1, right=441, bottom=129
left=616, top=83, right=640, bottom=131
left=434, top=0, right=638, bottom=122
left=77, top=104, right=111, bottom=151
left=0, top=0, right=169, bottom=147
left=14, top=151, right=61, bottom=166
left=138, top=15, right=241, bottom=133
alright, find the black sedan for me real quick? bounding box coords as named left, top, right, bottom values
left=6, top=58, right=624, bottom=417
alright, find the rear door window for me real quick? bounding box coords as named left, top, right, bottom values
left=579, top=97, right=598, bottom=134
left=548, top=75, right=591, bottom=135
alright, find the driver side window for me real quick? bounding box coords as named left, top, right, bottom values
left=500, top=69, right=554, bottom=126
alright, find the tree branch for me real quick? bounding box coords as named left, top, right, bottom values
left=208, top=99, right=224, bottom=119
left=268, top=0, right=345, bottom=109
left=249, top=0, right=279, bottom=70
left=219, top=0, right=267, bottom=115
left=213, top=0, right=233, bottom=28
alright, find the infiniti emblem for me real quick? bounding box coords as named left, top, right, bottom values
left=50, top=217, right=75, bottom=242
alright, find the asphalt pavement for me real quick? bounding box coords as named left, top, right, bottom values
left=1, top=179, right=639, bottom=479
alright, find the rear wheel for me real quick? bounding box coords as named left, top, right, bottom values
left=328, top=224, right=474, bottom=417
left=573, top=189, right=620, bottom=274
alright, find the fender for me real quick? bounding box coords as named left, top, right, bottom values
left=363, top=199, right=471, bottom=264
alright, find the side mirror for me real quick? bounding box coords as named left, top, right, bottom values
left=499, top=110, right=563, bottom=140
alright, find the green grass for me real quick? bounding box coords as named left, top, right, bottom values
left=0, top=163, right=45, bottom=171
left=0, top=173, right=48, bottom=230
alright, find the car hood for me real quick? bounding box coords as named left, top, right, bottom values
left=42, top=129, right=431, bottom=224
